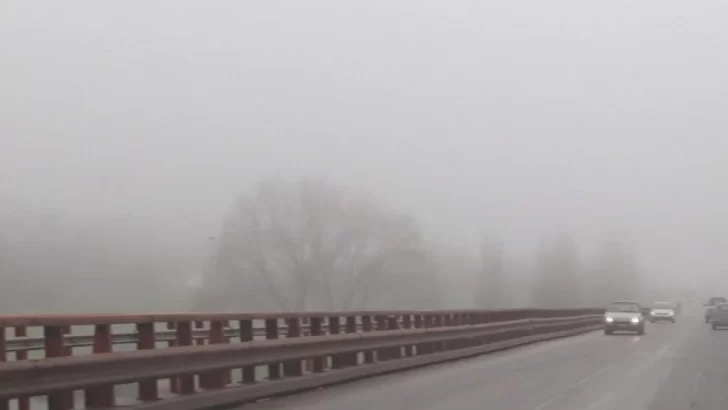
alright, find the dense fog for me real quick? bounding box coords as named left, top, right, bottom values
left=3, top=0, right=727, bottom=313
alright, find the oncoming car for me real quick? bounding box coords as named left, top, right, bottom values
left=604, top=301, right=646, bottom=335
left=649, top=301, right=677, bottom=323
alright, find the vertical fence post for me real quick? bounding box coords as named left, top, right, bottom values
left=422, top=315, right=434, bottom=355
left=201, top=321, right=227, bottom=389
left=176, top=321, right=195, bottom=394
left=345, top=316, right=358, bottom=367
left=222, top=321, right=232, bottom=385
left=436, top=315, right=446, bottom=352
left=402, top=315, right=413, bottom=357
left=166, top=321, right=179, bottom=393
left=413, top=315, right=424, bottom=356
left=12, top=326, right=29, bottom=410
left=136, top=322, right=159, bottom=402
left=283, top=318, right=303, bottom=377
left=266, top=318, right=281, bottom=380
left=387, top=316, right=401, bottom=359
left=310, top=317, right=324, bottom=373
left=239, top=319, right=255, bottom=384
left=328, top=316, right=341, bottom=369
left=45, top=325, right=73, bottom=410
left=301, top=317, right=312, bottom=372
left=0, top=327, right=6, bottom=410
left=85, top=324, right=114, bottom=408
left=375, top=315, right=388, bottom=361
left=361, top=316, right=374, bottom=363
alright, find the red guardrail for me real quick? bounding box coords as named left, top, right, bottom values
left=0, top=308, right=603, bottom=410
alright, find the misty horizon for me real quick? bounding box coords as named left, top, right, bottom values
left=3, top=0, right=728, bottom=313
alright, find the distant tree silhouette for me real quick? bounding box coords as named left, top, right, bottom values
left=476, top=233, right=506, bottom=308
left=196, top=177, right=440, bottom=311
left=533, top=233, right=582, bottom=308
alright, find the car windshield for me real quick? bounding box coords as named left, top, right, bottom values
left=708, top=297, right=727, bottom=305
left=607, top=303, right=641, bottom=313
left=653, top=302, right=674, bottom=309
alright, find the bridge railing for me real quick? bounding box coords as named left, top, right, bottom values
left=0, top=308, right=604, bottom=410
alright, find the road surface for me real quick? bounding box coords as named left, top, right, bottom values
left=242, top=306, right=725, bottom=410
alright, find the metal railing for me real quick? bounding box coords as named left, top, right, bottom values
left=0, top=308, right=603, bottom=410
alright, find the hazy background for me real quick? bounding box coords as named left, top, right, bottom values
left=2, top=0, right=727, bottom=313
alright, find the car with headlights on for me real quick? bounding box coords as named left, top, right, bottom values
left=649, top=301, right=677, bottom=323
left=604, top=301, right=646, bottom=335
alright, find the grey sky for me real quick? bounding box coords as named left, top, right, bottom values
left=3, top=1, right=728, bottom=288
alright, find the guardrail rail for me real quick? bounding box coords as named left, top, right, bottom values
left=0, top=308, right=603, bottom=410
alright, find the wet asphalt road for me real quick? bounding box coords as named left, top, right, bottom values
left=241, top=305, right=728, bottom=410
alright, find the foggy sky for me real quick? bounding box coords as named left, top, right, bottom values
left=3, top=1, right=728, bottom=289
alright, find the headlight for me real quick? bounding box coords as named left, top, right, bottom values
left=605, top=317, right=614, bottom=323
left=631, top=317, right=640, bottom=324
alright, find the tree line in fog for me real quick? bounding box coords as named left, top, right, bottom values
left=195, top=177, right=644, bottom=312
left=0, top=178, right=644, bottom=314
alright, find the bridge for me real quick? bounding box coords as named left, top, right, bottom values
left=0, top=305, right=722, bottom=410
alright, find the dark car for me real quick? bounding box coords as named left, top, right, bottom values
left=604, top=301, right=646, bottom=335
left=705, top=297, right=727, bottom=323
left=711, top=303, right=728, bottom=329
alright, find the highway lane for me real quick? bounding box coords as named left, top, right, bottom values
left=242, top=306, right=726, bottom=410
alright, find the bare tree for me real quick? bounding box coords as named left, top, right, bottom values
left=0, top=203, right=194, bottom=314
left=196, top=177, right=439, bottom=312
left=588, top=239, right=643, bottom=304
left=476, top=233, right=505, bottom=308
left=533, top=233, right=582, bottom=308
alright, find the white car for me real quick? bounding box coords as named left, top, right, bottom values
left=649, top=301, right=677, bottom=323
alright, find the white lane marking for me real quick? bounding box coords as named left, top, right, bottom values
left=435, top=330, right=602, bottom=374
left=629, top=345, right=671, bottom=378
left=633, top=336, right=640, bottom=342
left=589, top=345, right=673, bottom=409
left=531, top=365, right=612, bottom=410
left=691, top=371, right=702, bottom=397
left=688, top=371, right=702, bottom=408
left=587, top=395, right=611, bottom=410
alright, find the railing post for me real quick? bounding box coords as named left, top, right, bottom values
left=239, top=319, right=255, bottom=384
left=0, top=327, right=6, bottom=410
left=422, top=315, right=435, bottom=355
left=45, top=325, right=73, bottom=410
left=413, top=315, right=424, bottom=355
left=136, top=322, right=159, bottom=402
left=266, top=318, right=281, bottom=379
left=345, top=316, right=358, bottom=366
left=194, top=321, right=206, bottom=348
left=437, top=315, right=447, bottom=352
left=402, top=315, right=413, bottom=356
left=310, top=317, right=325, bottom=373
left=301, top=317, right=312, bottom=372
left=12, top=326, right=29, bottom=410
left=361, top=316, right=374, bottom=363
left=176, top=321, right=195, bottom=394
left=283, top=317, right=303, bottom=377
left=166, top=321, right=179, bottom=393
left=387, top=316, right=401, bottom=359
left=375, top=315, right=388, bottom=361
left=85, top=324, right=114, bottom=408
left=328, top=316, right=341, bottom=369
left=201, top=321, right=227, bottom=389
